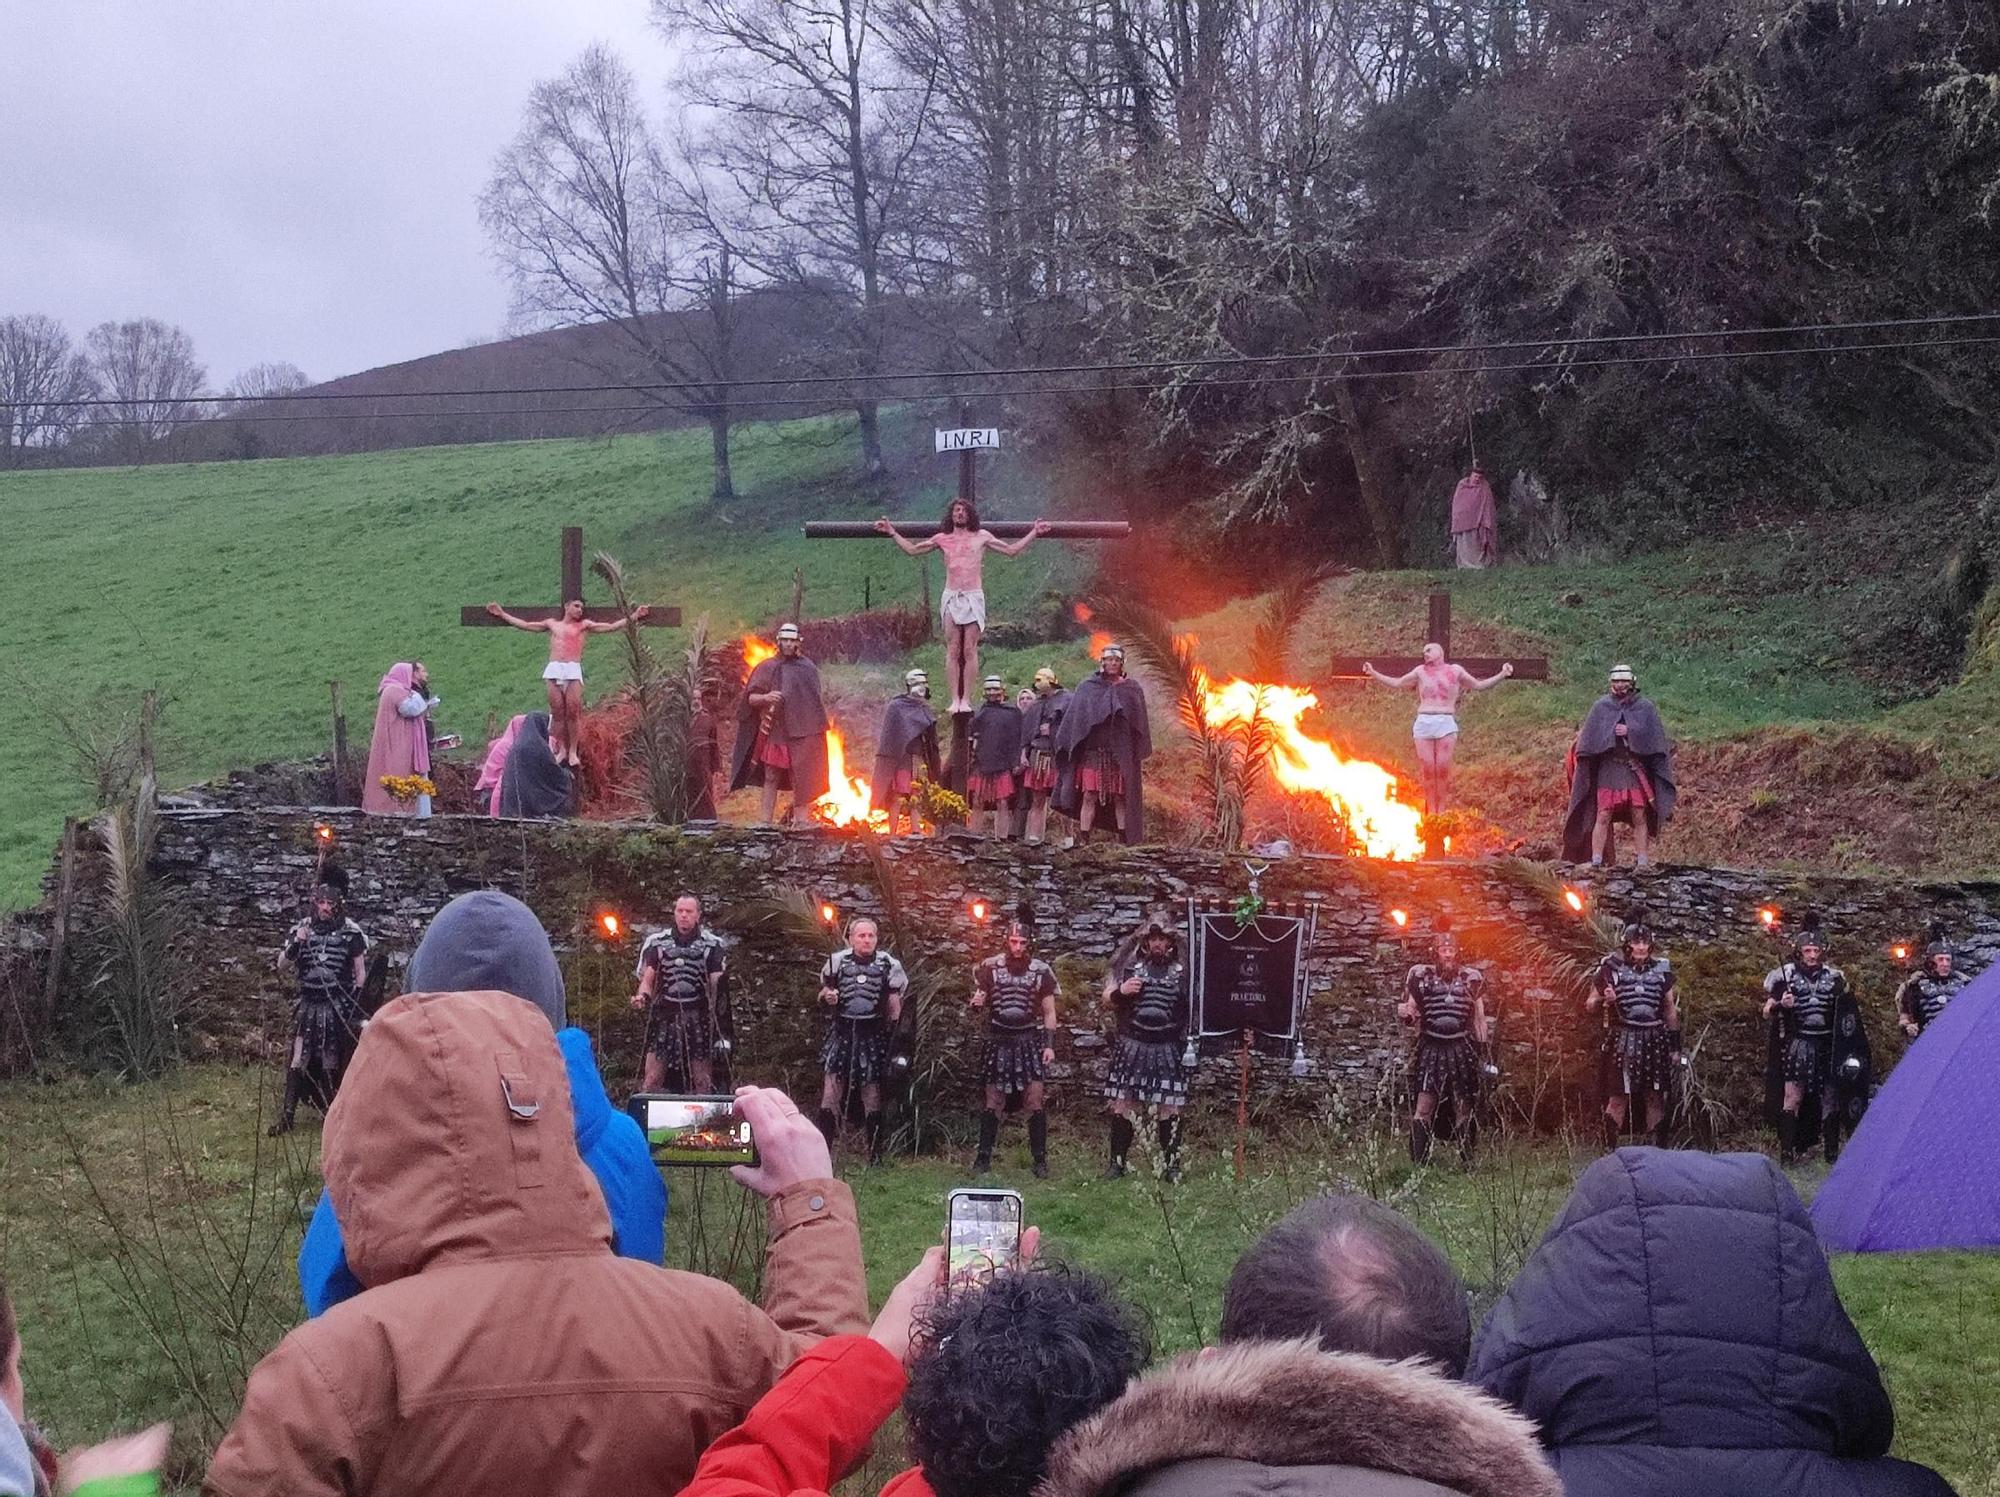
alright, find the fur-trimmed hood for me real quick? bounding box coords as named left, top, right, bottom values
left=1040, top=1338, right=1561, bottom=1497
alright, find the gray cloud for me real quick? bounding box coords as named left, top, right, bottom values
left=0, top=0, right=664, bottom=384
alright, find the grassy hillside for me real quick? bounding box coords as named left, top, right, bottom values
left=0, top=413, right=1090, bottom=907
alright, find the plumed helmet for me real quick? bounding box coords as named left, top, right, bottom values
left=312, top=861, right=349, bottom=911
left=1795, top=908, right=1828, bottom=956
left=1033, top=666, right=1061, bottom=691
left=1620, top=906, right=1653, bottom=950
left=1924, top=920, right=1953, bottom=965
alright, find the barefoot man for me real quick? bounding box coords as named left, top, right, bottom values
left=1362, top=643, right=1513, bottom=816
left=484, top=598, right=648, bottom=767
left=875, top=501, right=1052, bottom=712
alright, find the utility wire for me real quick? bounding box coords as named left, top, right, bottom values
left=10, top=311, right=1999, bottom=412
left=48, top=331, right=2000, bottom=426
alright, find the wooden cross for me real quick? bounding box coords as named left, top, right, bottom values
left=1324, top=591, right=1549, bottom=680
left=458, top=526, right=681, bottom=629
left=801, top=520, right=1130, bottom=540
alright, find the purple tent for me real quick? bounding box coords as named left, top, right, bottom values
left=1811, top=960, right=1999, bottom=1252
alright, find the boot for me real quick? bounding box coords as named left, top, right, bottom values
left=815, top=1106, right=839, bottom=1149
left=1156, top=1117, right=1183, bottom=1182
left=1823, top=1111, right=1844, bottom=1166
left=1410, top=1117, right=1433, bottom=1165
left=865, top=1111, right=886, bottom=1167
left=1106, top=1115, right=1134, bottom=1178
left=1777, top=1110, right=1799, bottom=1166
left=1029, top=1111, right=1050, bottom=1179
left=1600, top=1112, right=1622, bottom=1153
left=268, top=1068, right=303, bottom=1137
left=1652, top=1118, right=1671, bottom=1150
left=975, top=1110, right=1000, bottom=1173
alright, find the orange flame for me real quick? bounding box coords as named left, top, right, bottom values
left=1198, top=675, right=1425, bottom=860
left=742, top=636, right=778, bottom=675
left=1563, top=888, right=1586, bottom=914
left=313, top=824, right=335, bottom=844
left=1073, top=601, right=1094, bottom=623
left=970, top=898, right=989, bottom=922
left=810, top=729, right=890, bottom=831
left=1088, top=631, right=1114, bottom=658
left=1758, top=906, right=1780, bottom=928
left=820, top=902, right=838, bottom=924
left=598, top=912, right=622, bottom=939
left=1390, top=909, right=1409, bottom=927
left=1891, top=943, right=1909, bottom=961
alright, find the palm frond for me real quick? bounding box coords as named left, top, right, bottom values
left=1250, top=565, right=1339, bottom=682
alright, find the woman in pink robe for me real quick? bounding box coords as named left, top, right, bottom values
left=361, top=662, right=433, bottom=815
left=475, top=714, right=528, bottom=816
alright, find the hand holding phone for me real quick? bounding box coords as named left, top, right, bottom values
left=628, top=1093, right=759, bottom=1169
left=728, top=1085, right=834, bottom=1197
left=946, top=1187, right=1025, bottom=1291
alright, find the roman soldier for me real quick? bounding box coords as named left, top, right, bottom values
left=815, top=916, right=907, bottom=1165
left=1897, top=924, right=1967, bottom=1039
left=971, top=919, right=1061, bottom=1177
left=271, top=864, right=371, bottom=1136
left=729, top=621, right=831, bottom=825
left=1588, top=911, right=1682, bottom=1149
left=1101, top=910, right=1192, bottom=1181
left=1561, top=664, right=1677, bottom=867
left=631, top=893, right=727, bottom=1093
left=966, top=675, right=1025, bottom=837
left=1397, top=916, right=1489, bottom=1165
left=1762, top=912, right=1870, bottom=1165
left=870, top=669, right=941, bottom=835
left=1019, top=666, right=1070, bottom=844
left=1052, top=642, right=1152, bottom=845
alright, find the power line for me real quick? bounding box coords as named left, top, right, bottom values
left=48, top=331, right=2000, bottom=426
left=9, top=311, right=1999, bottom=412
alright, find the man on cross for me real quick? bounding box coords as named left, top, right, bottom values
left=484, top=597, right=649, bottom=767
left=1362, top=643, right=1514, bottom=817
left=874, top=501, right=1052, bottom=713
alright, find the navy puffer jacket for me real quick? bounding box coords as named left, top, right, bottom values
left=1469, top=1149, right=1956, bottom=1497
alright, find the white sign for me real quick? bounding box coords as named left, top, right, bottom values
left=935, top=427, right=1001, bottom=454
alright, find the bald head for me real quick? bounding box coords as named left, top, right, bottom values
left=1220, top=1195, right=1471, bottom=1375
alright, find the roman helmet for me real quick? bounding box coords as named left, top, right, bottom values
left=1032, top=666, right=1061, bottom=694
left=1619, top=907, right=1653, bottom=956
left=1432, top=913, right=1458, bottom=967
left=311, top=862, right=349, bottom=923
left=777, top=621, right=802, bottom=653
left=1795, top=909, right=1828, bottom=966
left=982, top=674, right=1006, bottom=703
left=1100, top=643, right=1126, bottom=675
left=1608, top=664, right=1636, bottom=697
left=1923, top=921, right=1954, bottom=978
left=905, top=668, right=931, bottom=700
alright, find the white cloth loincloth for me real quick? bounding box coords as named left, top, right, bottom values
left=940, top=588, right=987, bottom=630
left=1413, top=712, right=1459, bottom=741
left=543, top=660, right=584, bottom=683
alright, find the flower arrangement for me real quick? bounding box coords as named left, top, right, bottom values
left=915, top=780, right=969, bottom=829
left=379, top=774, right=437, bottom=806
left=1231, top=890, right=1267, bottom=928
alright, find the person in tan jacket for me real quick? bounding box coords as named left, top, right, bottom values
left=204, top=989, right=867, bottom=1497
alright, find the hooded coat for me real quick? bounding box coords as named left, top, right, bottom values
left=869, top=693, right=940, bottom=812
left=1052, top=670, right=1152, bottom=844
left=730, top=653, right=831, bottom=802
left=296, top=891, right=666, bottom=1315
left=498, top=711, right=575, bottom=818
left=209, top=990, right=868, bottom=1497
left=360, top=663, right=432, bottom=815
left=1561, top=691, right=1676, bottom=861
left=1041, top=1338, right=1560, bottom=1497
left=1469, top=1149, right=1954, bottom=1497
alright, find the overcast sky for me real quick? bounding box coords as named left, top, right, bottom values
left=1, top=0, right=666, bottom=385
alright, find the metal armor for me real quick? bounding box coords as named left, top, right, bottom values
left=646, top=931, right=715, bottom=1006
left=294, top=921, right=363, bottom=1001
left=1125, top=959, right=1187, bottom=1040
left=830, top=951, right=900, bottom=1021
left=1606, top=957, right=1673, bottom=1028
left=1409, top=965, right=1481, bottom=1040
left=1772, top=962, right=1841, bottom=1036
left=983, top=957, right=1050, bottom=1032
left=1905, top=972, right=1964, bottom=1029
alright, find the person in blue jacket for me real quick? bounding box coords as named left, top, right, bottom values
left=1469, top=1149, right=1954, bottom=1497
left=297, top=890, right=665, bottom=1315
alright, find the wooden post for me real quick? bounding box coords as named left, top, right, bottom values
left=330, top=681, right=349, bottom=801
left=561, top=525, right=585, bottom=603
left=790, top=567, right=805, bottom=624
left=1235, top=1030, right=1252, bottom=1182
left=864, top=575, right=872, bottom=612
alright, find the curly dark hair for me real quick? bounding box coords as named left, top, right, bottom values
left=905, top=1264, right=1150, bottom=1497
left=941, top=496, right=981, bottom=531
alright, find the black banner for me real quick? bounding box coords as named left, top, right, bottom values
left=1196, top=913, right=1304, bottom=1055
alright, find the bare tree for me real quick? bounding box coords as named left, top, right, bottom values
left=0, top=314, right=97, bottom=467
left=84, top=318, right=208, bottom=463
left=481, top=44, right=754, bottom=499
left=223, top=361, right=312, bottom=402
left=652, top=0, right=942, bottom=479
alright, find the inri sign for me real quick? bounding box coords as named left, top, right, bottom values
left=935, top=427, right=1001, bottom=453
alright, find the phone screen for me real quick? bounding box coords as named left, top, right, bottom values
left=629, top=1094, right=758, bottom=1168
left=946, top=1189, right=1023, bottom=1288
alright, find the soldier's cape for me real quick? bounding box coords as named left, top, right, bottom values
left=969, top=702, right=1025, bottom=775
left=869, top=694, right=941, bottom=812
left=1051, top=672, right=1153, bottom=845
left=1561, top=692, right=1677, bottom=861
left=728, top=654, right=831, bottom=801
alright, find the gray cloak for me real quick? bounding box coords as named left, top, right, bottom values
left=729, top=654, right=831, bottom=803
left=1052, top=670, right=1152, bottom=845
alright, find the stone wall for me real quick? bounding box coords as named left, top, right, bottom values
left=34, top=805, right=1994, bottom=1127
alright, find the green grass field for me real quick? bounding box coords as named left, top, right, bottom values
left=1, top=1067, right=1993, bottom=1495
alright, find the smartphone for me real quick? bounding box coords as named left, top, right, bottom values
left=946, top=1187, right=1024, bottom=1289
left=627, top=1093, right=759, bottom=1168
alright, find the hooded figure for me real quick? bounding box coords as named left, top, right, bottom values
left=1451, top=462, right=1499, bottom=569
left=497, top=711, right=575, bottom=818
left=361, top=662, right=433, bottom=815
left=216, top=986, right=868, bottom=1497
left=1469, top=1149, right=1953, bottom=1497
left=1561, top=668, right=1676, bottom=864
left=476, top=714, right=528, bottom=817
left=0, top=1404, right=38, bottom=1497
left=869, top=670, right=941, bottom=816
left=1053, top=646, right=1153, bottom=845
left=731, top=625, right=832, bottom=807
left=967, top=676, right=1025, bottom=827
left=296, top=891, right=665, bottom=1317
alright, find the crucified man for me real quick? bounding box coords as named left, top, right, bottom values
left=485, top=598, right=648, bottom=767
left=875, top=500, right=1051, bottom=713
left=1362, top=642, right=1513, bottom=817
